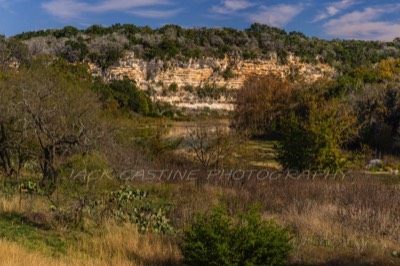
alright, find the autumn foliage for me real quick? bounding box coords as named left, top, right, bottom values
left=233, top=74, right=293, bottom=137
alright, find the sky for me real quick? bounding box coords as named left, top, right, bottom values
left=1, top=0, right=400, bottom=41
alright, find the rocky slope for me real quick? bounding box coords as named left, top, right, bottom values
left=90, top=51, right=335, bottom=110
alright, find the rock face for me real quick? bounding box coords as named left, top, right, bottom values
left=90, top=51, right=335, bottom=110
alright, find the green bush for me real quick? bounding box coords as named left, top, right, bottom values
left=62, top=40, right=89, bottom=62
left=180, top=205, right=291, bottom=266
left=168, top=82, right=178, bottom=92
left=183, top=84, right=194, bottom=93
left=222, top=66, right=235, bottom=80
left=162, top=82, right=179, bottom=95
left=276, top=100, right=359, bottom=171
left=108, top=78, right=153, bottom=115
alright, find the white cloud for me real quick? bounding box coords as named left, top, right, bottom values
left=42, top=0, right=89, bottom=19
left=129, top=8, right=183, bottom=19
left=42, top=0, right=174, bottom=20
left=92, top=0, right=168, bottom=12
left=212, top=0, right=255, bottom=15
left=210, top=1, right=304, bottom=26
left=324, top=5, right=400, bottom=41
left=248, top=4, right=303, bottom=27
left=314, top=0, right=357, bottom=22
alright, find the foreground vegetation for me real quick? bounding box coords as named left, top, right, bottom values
left=0, top=174, right=399, bottom=265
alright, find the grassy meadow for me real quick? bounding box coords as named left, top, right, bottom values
left=0, top=116, right=399, bottom=265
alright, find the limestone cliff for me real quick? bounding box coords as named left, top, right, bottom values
left=90, top=51, right=335, bottom=110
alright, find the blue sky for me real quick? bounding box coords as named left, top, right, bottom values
left=1, top=0, right=400, bottom=41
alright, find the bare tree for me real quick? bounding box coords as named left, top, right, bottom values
left=0, top=71, right=31, bottom=178
left=186, top=123, right=236, bottom=169
left=1, top=58, right=104, bottom=192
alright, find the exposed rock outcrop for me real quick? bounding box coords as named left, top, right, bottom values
left=90, top=52, right=335, bottom=110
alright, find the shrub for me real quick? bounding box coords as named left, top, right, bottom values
left=276, top=101, right=359, bottom=171
left=196, top=85, right=227, bottom=100
left=183, top=84, right=194, bottom=93
left=168, top=82, right=178, bottom=92
left=222, top=66, right=235, bottom=80
left=142, top=121, right=182, bottom=160
left=108, top=78, right=153, bottom=115
left=62, top=40, right=88, bottom=62
left=162, top=82, right=179, bottom=95
left=180, top=205, right=291, bottom=266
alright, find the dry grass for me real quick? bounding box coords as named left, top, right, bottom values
left=142, top=172, right=400, bottom=265
left=0, top=239, right=73, bottom=266
left=0, top=196, right=181, bottom=266
left=0, top=172, right=399, bottom=265
left=134, top=172, right=400, bottom=265
left=71, top=221, right=181, bottom=266
left=208, top=174, right=400, bottom=265
left=0, top=196, right=21, bottom=213
left=0, top=224, right=180, bottom=266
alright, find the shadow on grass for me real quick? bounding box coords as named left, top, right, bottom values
left=290, top=257, right=399, bottom=266
left=128, top=250, right=181, bottom=266
left=0, top=211, right=66, bottom=256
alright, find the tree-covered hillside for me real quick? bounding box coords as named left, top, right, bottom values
left=2, top=23, right=400, bottom=73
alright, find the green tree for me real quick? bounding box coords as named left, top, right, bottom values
left=108, top=78, right=152, bottom=115
left=53, top=26, right=79, bottom=38
left=62, top=40, right=89, bottom=62
left=276, top=101, right=359, bottom=171
left=349, top=83, right=400, bottom=153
